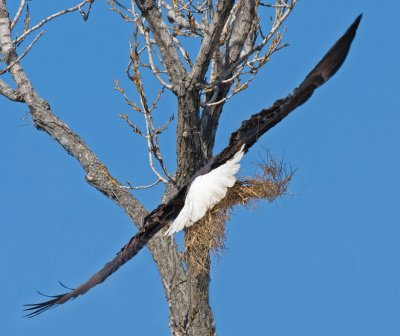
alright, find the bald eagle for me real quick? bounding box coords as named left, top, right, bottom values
left=24, top=15, right=362, bottom=317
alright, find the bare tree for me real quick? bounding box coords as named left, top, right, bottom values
left=0, top=0, right=360, bottom=334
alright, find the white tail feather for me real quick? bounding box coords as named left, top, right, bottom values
left=165, top=145, right=245, bottom=236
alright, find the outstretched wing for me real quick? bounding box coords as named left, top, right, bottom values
left=25, top=15, right=362, bottom=317
left=24, top=221, right=162, bottom=317
left=165, top=145, right=244, bottom=236
left=217, top=14, right=363, bottom=162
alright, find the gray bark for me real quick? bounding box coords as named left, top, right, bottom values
left=201, top=0, right=257, bottom=157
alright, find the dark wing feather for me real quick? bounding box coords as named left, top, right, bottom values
left=214, top=14, right=362, bottom=166
left=24, top=194, right=186, bottom=317
left=301, top=14, right=362, bottom=88
left=24, top=293, right=66, bottom=318
left=26, top=15, right=361, bottom=316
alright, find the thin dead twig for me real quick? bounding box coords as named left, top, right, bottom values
left=116, top=30, right=176, bottom=186
left=199, top=0, right=295, bottom=107
left=0, top=31, right=44, bottom=75
left=14, top=0, right=93, bottom=45
left=107, top=0, right=135, bottom=23
left=224, top=0, right=297, bottom=76
left=10, top=0, right=26, bottom=30
left=119, top=179, right=163, bottom=190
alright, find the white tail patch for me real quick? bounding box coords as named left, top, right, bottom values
left=165, top=145, right=245, bottom=236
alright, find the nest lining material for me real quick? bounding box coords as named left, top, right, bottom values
left=184, top=159, right=292, bottom=277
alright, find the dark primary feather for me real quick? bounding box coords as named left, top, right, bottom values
left=24, top=219, right=165, bottom=317
left=25, top=15, right=361, bottom=317
left=220, top=14, right=362, bottom=159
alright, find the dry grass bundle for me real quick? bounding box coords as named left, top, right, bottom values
left=184, top=158, right=293, bottom=276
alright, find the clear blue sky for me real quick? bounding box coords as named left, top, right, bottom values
left=1, top=1, right=399, bottom=335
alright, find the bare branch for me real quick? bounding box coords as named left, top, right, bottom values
left=189, top=0, right=235, bottom=84
left=0, top=30, right=44, bottom=75
left=117, top=35, right=175, bottom=184
left=0, top=79, right=23, bottom=102
left=115, top=79, right=143, bottom=113
left=144, top=113, right=170, bottom=184
left=142, top=24, right=173, bottom=89
left=162, top=1, right=206, bottom=33
left=119, top=113, right=146, bottom=138
left=199, top=0, right=257, bottom=156
left=107, top=0, right=135, bottom=23
left=171, top=34, right=194, bottom=68
left=259, top=1, right=293, bottom=8
left=201, top=77, right=252, bottom=107
left=224, top=0, right=257, bottom=68
left=14, top=0, right=93, bottom=45
left=10, top=0, right=26, bottom=30
left=133, top=0, right=187, bottom=88
left=201, top=23, right=287, bottom=107
left=223, top=0, right=297, bottom=80
left=120, top=179, right=163, bottom=190
left=130, top=36, right=176, bottom=182
left=106, top=2, right=174, bottom=90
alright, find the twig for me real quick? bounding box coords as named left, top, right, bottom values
left=14, top=0, right=93, bottom=45
left=119, top=179, right=162, bottom=190
left=223, top=0, right=297, bottom=79
left=259, top=1, right=292, bottom=8
left=142, top=27, right=173, bottom=89
left=133, top=0, right=188, bottom=88
left=198, top=0, right=295, bottom=109
left=143, top=110, right=169, bottom=184
left=0, top=31, right=44, bottom=75
left=119, top=113, right=146, bottom=138
left=171, top=34, right=193, bottom=68
left=10, top=0, right=26, bottom=30
left=117, top=32, right=175, bottom=185
left=107, top=0, right=135, bottom=23
left=162, top=1, right=206, bottom=33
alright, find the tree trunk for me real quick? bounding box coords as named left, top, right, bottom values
left=168, top=86, right=216, bottom=335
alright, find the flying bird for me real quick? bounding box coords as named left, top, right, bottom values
left=165, top=145, right=245, bottom=236
left=24, top=15, right=362, bottom=317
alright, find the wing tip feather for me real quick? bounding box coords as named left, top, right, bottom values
left=23, top=292, right=67, bottom=318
